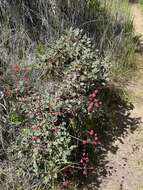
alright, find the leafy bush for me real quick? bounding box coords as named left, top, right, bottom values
left=0, top=28, right=111, bottom=189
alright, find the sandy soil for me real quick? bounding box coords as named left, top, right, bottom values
left=132, top=4, right=143, bottom=36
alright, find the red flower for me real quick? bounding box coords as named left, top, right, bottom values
left=23, top=76, right=29, bottom=81
left=83, top=170, right=87, bottom=176
left=88, top=102, right=94, bottom=113
left=88, top=89, right=102, bottom=113
left=91, top=141, right=97, bottom=145
left=95, top=102, right=100, bottom=108
left=82, top=153, right=86, bottom=156
left=88, top=129, right=94, bottom=136
left=63, top=180, right=70, bottom=188
left=32, top=136, right=40, bottom=141
left=80, top=153, right=89, bottom=164
left=84, top=156, right=89, bottom=162
left=82, top=140, right=87, bottom=145
left=11, top=64, right=21, bottom=73
left=89, top=90, right=98, bottom=99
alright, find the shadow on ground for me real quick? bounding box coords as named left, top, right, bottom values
left=79, top=85, right=141, bottom=190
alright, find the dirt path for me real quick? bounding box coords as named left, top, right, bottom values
left=132, top=4, right=143, bottom=37
left=99, top=4, right=143, bottom=190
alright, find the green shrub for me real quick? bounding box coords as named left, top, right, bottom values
left=0, top=28, right=110, bottom=190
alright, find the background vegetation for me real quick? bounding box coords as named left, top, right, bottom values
left=0, top=0, right=137, bottom=189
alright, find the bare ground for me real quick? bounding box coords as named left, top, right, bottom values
left=99, top=4, right=143, bottom=190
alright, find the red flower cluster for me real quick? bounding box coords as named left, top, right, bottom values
left=79, top=129, right=98, bottom=176
left=62, top=180, right=70, bottom=189
left=32, top=136, right=40, bottom=142
left=88, top=89, right=102, bottom=113
left=10, top=64, right=31, bottom=97
left=82, top=129, right=98, bottom=146
left=11, top=64, right=21, bottom=73
left=88, top=129, right=94, bottom=136
left=80, top=153, right=89, bottom=164
left=80, top=152, right=89, bottom=176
